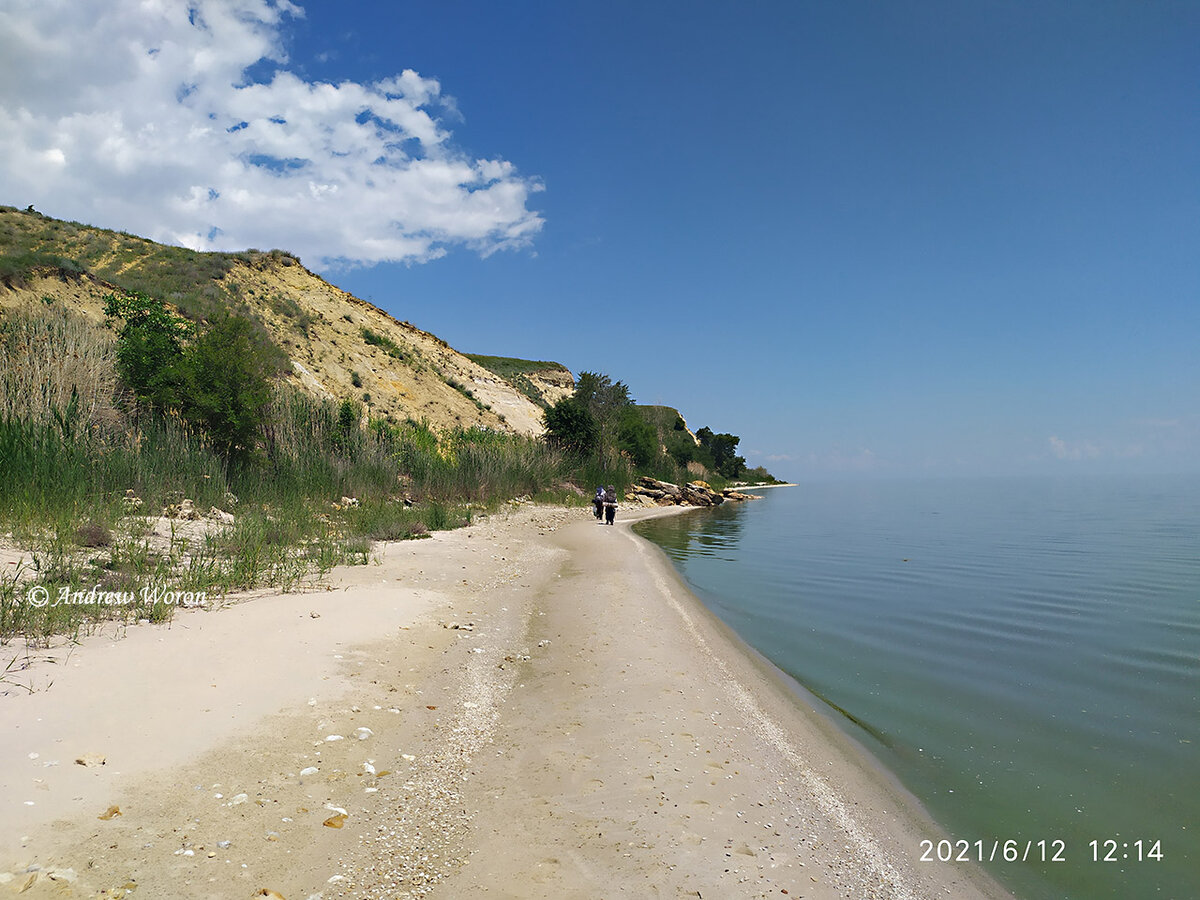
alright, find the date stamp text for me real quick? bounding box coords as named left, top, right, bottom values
left=919, top=838, right=1163, bottom=864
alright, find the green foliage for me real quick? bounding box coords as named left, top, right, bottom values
left=337, top=397, right=359, bottom=436
left=361, top=327, right=404, bottom=359
left=543, top=396, right=599, bottom=455
left=178, top=314, right=275, bottom=461
left=464, top=354, right=568, bottom=380
left=105, top=293, right=276, bottom=461
left=268, top=294, right=316, bottom=336
left=741, top=464, right=783, bottom=484
left=0, top=251, right=86, bottom=288
left=617, top=407, right=657, bottom=468
left=0, top=206, right=292, bottom=336
left=544, top=370, right=635, bottom=464
left=104, top=292, right=190, bottom=412
left=574, top=371, right=632, bottom=440
left=464, top=354, right=571, bottom=409
left=696, top=426, right=746, bottom=479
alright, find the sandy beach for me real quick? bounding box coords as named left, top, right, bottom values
left=0, top=504, right=1012, bottom=899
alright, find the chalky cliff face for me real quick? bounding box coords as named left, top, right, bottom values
left=0, top=206, right=573, bottom=435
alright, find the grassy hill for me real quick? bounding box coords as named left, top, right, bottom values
left=0, top=205, right=570, bottom=435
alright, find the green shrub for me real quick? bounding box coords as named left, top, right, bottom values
left=178, top=314, right=275, bottom=461
left=361, top=327, right=404, bottom=359
left=543, top=396, right=598, bottom=455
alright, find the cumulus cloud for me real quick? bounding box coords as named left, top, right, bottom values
left=0, top=0, right=543, bottom=269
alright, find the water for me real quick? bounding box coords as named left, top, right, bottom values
left=634, top=476, right=1199, bottom=900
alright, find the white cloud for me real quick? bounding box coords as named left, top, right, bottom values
left=1048, top=435, right=1102, bottom=461
left=0, top=0, right=543, bottom=269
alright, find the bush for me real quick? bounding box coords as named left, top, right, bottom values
left=361, top=327, right=404, bottom=359
left=543, top=396, right=598, bottom=455
left=104, top=292, right=189, bottom=413
left=178, top=314, right=275, bottom=461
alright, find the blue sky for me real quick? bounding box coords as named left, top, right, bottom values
left=2, top=1, right=1197, bottom=480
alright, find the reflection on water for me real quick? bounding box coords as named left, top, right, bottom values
left=636, top=502, right=747, bottom=562
left=634, top=478, right=1200, bottom=900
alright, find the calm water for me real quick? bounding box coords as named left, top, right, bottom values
left=634, top=476, right=1199, bottom=900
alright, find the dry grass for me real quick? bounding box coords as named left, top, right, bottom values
left=0, top=301, right=119, bottom=428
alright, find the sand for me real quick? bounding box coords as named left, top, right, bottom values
left=0, top=504, right=1013, bottom=899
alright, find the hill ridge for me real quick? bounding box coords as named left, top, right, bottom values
left=0, top=205, right=571, bottom=434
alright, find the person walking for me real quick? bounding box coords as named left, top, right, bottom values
left=593, top=486, right=605, bottom=520
left=603, top=485, right=617, bottom=525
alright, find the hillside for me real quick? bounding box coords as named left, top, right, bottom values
left=0, top=205, right=569, bottom=434
left=465, top=354, right=575, bottom=410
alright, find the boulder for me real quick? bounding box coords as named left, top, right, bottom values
left=721, top=489, right=762, bottom=502
left=164, top=499, right=202, bottom=520
left=683, top=482, right=724, bottom=506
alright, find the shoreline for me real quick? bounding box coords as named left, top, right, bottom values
left=0, top=504, right=1011, bottom=899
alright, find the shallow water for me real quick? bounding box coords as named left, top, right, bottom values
left=634, top=476, right=1199, bottom=900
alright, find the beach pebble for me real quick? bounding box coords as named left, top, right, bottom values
left=355, top=727, right=373, bottom=740
left=228, top=793, right=249, bottom=806
left=324, top=734, right=345, bottom=742
left=300, top=766, right=319, bottom=776
left=75, top=752, right=106, bottom=767
left=217, top=840, right=232, bottom=849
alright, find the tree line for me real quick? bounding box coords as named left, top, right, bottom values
left=541, top=370, right=753, bottom=483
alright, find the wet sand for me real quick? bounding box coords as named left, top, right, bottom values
left=0, top=504, right=1012, bottom=899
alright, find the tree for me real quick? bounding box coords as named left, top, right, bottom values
left=107, top=293, right=276, bottom=462
left=104, top=292, right=189, bottom=412
left=697, top=427, right=746, bottom=479
left=542, top=396, right=598, bottom=455
left=573, top=371, right=632, bottom=448
left=617, top=408, right=657, bottom=468
left=178, top=314, right=274, bottom=461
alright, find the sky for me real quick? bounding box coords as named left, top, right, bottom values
left=2, top=0, right=1197, bottom=481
